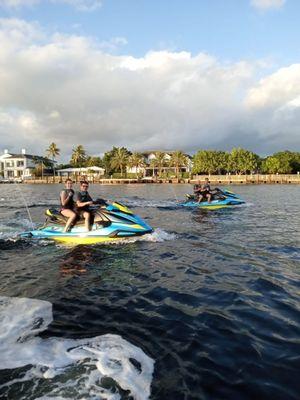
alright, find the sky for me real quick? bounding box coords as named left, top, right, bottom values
left=0, top=0, right=300, bottom=160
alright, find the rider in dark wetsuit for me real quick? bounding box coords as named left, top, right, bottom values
left=75, top=180, right=94, bottom=231
left=60, top=179, right=77, bottom=232
left=195, top=178, right=212, bottom=203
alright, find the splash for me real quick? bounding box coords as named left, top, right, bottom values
left=100, top=228, right=177, bottom=246
left=0, top=216, right=35, bottom=240
left=0, top=296, right=154, bottom=400
left=142, top=228, right=177, bottom=242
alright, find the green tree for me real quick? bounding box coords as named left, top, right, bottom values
left=32, top=157, right=52, bottom=178
left=128, top=152, right=145, bottom=179
left=149, top=158, right=157, bottom=177
left=70, top=145, right=87, bottom=167
left=46, top=142, right=60, bottom=177
left=228, top=148, right=259, bottom=174
left=261, top=151, right=300, bottom=174
left=192, top=150, right=227, bottom=175
left=85, top=156, right=103, bottom=168
left=154, top=151, right=166, bottom=177
left=271, top=151, right=299, bottom=173
left=169, top=151, right=188, bottom=179
left=262, top=156, right=281, bottom=173
left=217, top=151, right=230, bottom=174
left=102, top=149, right=116, bottom=176
left=110, top=147, right=131, bottom=177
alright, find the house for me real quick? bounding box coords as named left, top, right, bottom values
left=0, top=149, right=55, bottom=180
left=57, top=166, right=105, bottom=178
left=127, top=151, right=192, bottom=177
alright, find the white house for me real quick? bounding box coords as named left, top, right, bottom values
left=127, top=151, right=192, bottom=177
left=0, top=149, right=55, bottom=180
left=57, top=166, right=105, bottom=178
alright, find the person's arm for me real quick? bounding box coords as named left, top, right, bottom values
left=60, top=191, right=72, bottom=207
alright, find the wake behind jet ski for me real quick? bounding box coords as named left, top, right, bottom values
left=181, top=188, right=245, bottom=209
left=21, top=202, right=153, bottom=245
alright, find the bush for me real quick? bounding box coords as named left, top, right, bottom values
left=111, top=173, right=124, bottom=179
left=181, top=172, right=190, bottom=179
left=111, top=173, right=138, bottom=179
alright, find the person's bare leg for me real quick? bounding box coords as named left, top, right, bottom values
left=207, top=193, right=212, bottom=203
left=62, top=209, right=77, bottom=232
left=94, top=214, right=104, bottom=223
left=198, top=195, right=203, bottom=203
left=83, top=211, right=91, bottom=231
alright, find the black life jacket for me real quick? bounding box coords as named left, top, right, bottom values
left=60, top=189, right=75, bottom=209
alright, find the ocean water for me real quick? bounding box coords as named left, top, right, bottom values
left=0, top=183, right=299, bottom=400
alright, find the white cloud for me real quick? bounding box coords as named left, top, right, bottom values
left=0, top=0, right=102, bottom=11
left=0, top=18, right=299, bottom=158
left=246, top=64, right=300, bottom=109
left=57, top=0, right=102, bottom=11
left=98, top=36, right=128, bottom=52
left=251, top=0, right=286, bottom=10
left=0, top=0, right=38, bottom=6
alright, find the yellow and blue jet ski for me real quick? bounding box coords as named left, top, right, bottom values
left=21, top=202, right=153, bottom=244
left=181, top=189, right=245, bottom=210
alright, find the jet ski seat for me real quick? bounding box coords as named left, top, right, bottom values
left=45, top=208, right=111, bottom=227
left=45, top=208, right=83, bottom=225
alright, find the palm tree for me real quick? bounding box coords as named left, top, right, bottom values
left=110, top=147, right=130, bottom=177
left=154, top=151, right=166, bottom=177
left=70, top=145, right=87, bottom=167
left=128, top=152, right=145, bottom=179
left=46, top=142, right=60, bottom=178
left=149, top=158, right=157, bottom=178
left=170, top=151, right=188, bottom=180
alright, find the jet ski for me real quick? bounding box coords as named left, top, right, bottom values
left=181, top=188, right=245, bottom=209
left=21, top=201, right=153, bottom=244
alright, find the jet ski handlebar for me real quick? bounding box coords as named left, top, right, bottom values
left=92, top=198, right=108, bottom=206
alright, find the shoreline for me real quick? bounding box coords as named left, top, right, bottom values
left=1, top=173, right=299, bottom=185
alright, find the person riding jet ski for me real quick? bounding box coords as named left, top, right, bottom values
left=75, top=180, right=94, bottom=231
left=194, top=178, right=212, bottom=203
left=60, top=179, right=77, bottom=232
left=75, top=180, right=107, bottom=232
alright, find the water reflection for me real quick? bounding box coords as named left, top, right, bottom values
left=59, top=245, right=92, bottom=276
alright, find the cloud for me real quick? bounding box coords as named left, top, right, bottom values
left=0, top=0, right=102, bottom=11
left=0, top=18, right=299, bottom=159
left=251, top=0, right=286, bottom=10
left=0, top=0, right=38, bottom=7
left=98, top=36, right=128, bottom=52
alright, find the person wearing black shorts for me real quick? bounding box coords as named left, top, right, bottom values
left=198, top=178, right=212, bottom=203
left=75, top=180, right=94, bottom=231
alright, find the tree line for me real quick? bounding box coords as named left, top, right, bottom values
left=35, top=143, right=300, bottom=178
left=67, top=146, right=189, bottom=179
left=192, top=148, right=300, bottom=174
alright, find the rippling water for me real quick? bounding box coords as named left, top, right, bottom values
left=0, top=184, right=299, bottom=400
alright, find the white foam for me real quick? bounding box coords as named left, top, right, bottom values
left=100, top=229, right=177, bottom=246
left=142, top=228, right=177, bottom=242
left=0, top=296, right=154, bottom=400
left=0, top=217, right=35, bottom=239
